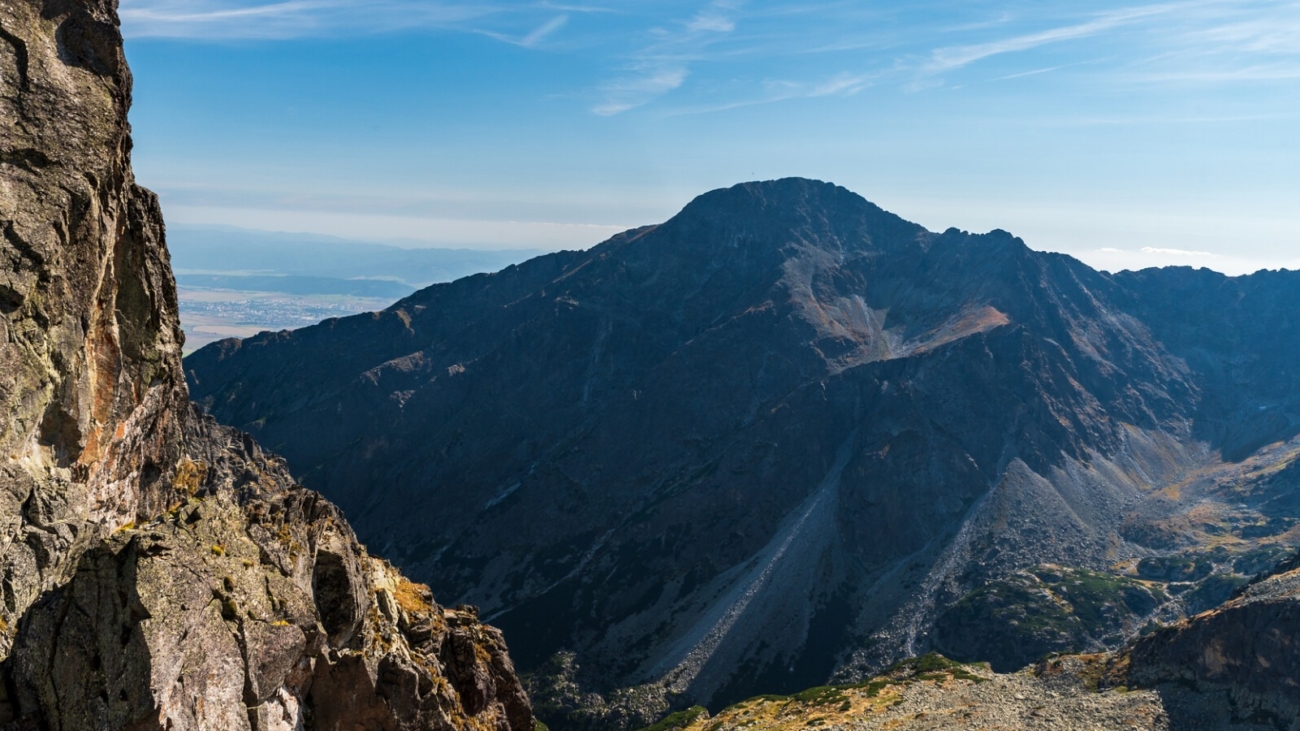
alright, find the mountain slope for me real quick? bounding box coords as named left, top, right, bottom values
left=657, top=549, right=1300, bottom=731
left=0, top=1, right=531, bottom=728
left=186, top=178, right=1300, bottom=721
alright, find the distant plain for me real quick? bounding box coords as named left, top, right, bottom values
left=170, top=224, right=541, bottom=351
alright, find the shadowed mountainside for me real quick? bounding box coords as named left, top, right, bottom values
left=186, top=178, right=1300, bottom=724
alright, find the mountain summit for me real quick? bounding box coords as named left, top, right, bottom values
left=187, top=178, right=1300, bottom=723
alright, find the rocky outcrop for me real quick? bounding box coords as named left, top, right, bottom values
left=636, top=654, right=1174, bottom=731
left=0, top=0, right=190, bottom=652
left=932, top=565, right=1170, bottom=672
left=1115, top=551, right=1300, bottom=729
left=2, top=417, right=533, bottom=730
left=0, top=0, right=532, bottom=728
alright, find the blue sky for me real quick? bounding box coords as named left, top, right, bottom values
left=122, top=0, right=1300, bottom=274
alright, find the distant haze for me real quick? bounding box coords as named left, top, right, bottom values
left=169, top=225, right=544, bottom=288
left=169, top=225, right=542, bottom=351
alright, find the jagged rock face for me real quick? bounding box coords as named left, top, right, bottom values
left=0, top=1, right=534, bottom=729
left=185, top=175, right=1300, bottom=718
left=1117, top=552, right=1300, bottom=730
left=5, top=421, right=532, bottom=731
left=0, top=0, right=189, bottom=656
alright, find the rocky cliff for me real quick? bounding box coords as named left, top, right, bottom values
left=185, top=176, right=1300, bottom=724
left=0, top=1, right=532, bottom=728
left=1116, top=549, right=1300, bottom=729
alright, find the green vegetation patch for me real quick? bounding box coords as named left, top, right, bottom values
left=1136, top=555, right=1213, bottom=582
left=637, top=705, right=709, bottom=731
left=791, top=686, right=847, bottom=705
left=1029, top=566, right=1167, bottom=626
left=1183, top=573, right=1250, bottom=614
left=886, top=652, right=967, bottom=674
left=934, top=568, right=1170, bottom=672
left=705, top=653, right=988, bottom=725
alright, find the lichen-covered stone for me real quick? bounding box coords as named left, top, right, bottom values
left=5, top=424, right=533, bottom=730
left=0, top=1, right=533, bottom=728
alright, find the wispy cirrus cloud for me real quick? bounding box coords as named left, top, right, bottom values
left=924, top=4, right=1178, bottom=74
left=121, top=0, right=1300, bottom=111
left=591, top=0, right=744, bottom=115
left=533, top=1, right=617, bottom=12
left=665, top=70, right=872, bottom=115
left=119, top=0, right=499, bottom=39
left=592, top=0, right=1300, bottom=115
left=593, top=67, right=692, bottom=116
left=479, top=14, right=569, bottom=47
left=1118, top=0, right=1300, bottom=83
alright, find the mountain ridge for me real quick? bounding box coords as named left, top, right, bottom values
left=187, top=178, right=1300, bottom=726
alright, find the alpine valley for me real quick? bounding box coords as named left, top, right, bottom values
left=186, top=178, right=1300, bottom=728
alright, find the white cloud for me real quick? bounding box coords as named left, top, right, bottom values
left=686, top=13, right=735, bottom=33
left=590, top=0, right=743, bottom=115
left=121, top=0, right=1300, bottom=114
left=658, top=69, right=872, bottom=116
left=533, top=1, right=616, bottom=12
left=926, top=4, right=1178, bottom=73
left=992, top=64, right=1070, bottom=81
left=593, top=67, right=689, bottom=115
left=119, top=0, right=498, bottom=39
left=522, top=15, right=568, bottom=45
left=1141, top=246, right=1217, bottom=257
left=479, top=13, right=569, bottom=47
left=806, top=71, right=871, bottom=96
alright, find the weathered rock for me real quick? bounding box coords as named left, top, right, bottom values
left=1115, top=552, right=1300, bottom=730
left=640, top=654, right=1175, bottom=731
left=0, top=0, right=190, bottom=656
left=0, top=0, right=533, bottom=728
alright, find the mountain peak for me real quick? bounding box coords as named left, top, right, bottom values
left=676, top=177, right=900, bottom=226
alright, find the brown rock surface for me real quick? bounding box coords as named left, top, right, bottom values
left=1116, top=552, right=1300, bottom=730
left=0, top=0, right=533, bottom=728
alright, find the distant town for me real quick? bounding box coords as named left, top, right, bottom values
left=178, top=289, right=394, bottom=352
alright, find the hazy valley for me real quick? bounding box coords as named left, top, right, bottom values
left=168, top=226, right=540, bottom=350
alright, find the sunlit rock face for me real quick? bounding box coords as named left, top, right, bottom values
left=0, top=2, right=534, bottom=728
